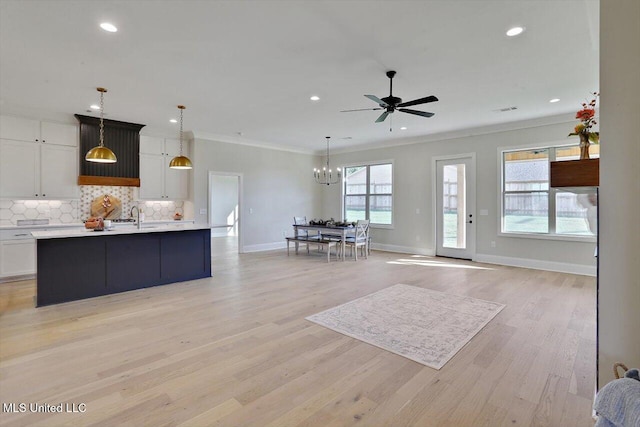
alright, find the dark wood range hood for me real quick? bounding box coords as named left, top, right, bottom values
left=75, top=114, right=145, bottom=186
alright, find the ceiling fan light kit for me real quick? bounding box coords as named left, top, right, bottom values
left=341, top=70, right=438, bottom=129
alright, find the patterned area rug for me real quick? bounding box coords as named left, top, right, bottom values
left=306, top=284, right=505, bottom=369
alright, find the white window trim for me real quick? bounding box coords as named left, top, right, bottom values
left=497, top=143, right=597, bottom=242
left=341, top=159, right=394, bottom=229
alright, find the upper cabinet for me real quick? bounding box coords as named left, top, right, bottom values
left=0, top=115, right=78, bottom=146
left=137, top=136, right=189, bottom=200
left=0, top=115, right=79, bottom=199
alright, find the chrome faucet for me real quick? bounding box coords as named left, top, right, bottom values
left=130, top=206, right=141, bottom=229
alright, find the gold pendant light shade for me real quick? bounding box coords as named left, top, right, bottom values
left=86, top=87, right=117, bottom=164
left=85, top=145, right=117, bottom=163
left=169, top=155, right=193, bottom=169
left=169, top=105, right=193, bottom=170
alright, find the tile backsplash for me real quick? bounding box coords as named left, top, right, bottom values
left=0, top=185, right=186, bottom=226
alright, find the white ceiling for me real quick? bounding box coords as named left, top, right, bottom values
left=0, top=0, right=599, bottom=154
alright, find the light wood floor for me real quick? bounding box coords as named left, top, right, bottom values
left=0, top=237, right=596, bottom=426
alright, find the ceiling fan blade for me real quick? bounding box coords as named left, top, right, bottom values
left=397, top=95, right=439, bottom=108
left=340, top=107, right=384, bottom=112
left=375, top=111, right=390, bottom=123
left=399, top=108, right=435, bottom=118
left=365, top=94, right=389, bottom=107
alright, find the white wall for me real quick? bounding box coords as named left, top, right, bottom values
left=323, top=120, right=597, bottom=275
left=192, top=138, right=322, bottom=252
left=598, top=0, right=640, bottom=387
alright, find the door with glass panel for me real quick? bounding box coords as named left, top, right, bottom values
left=435, top=156, right=475, bottom=259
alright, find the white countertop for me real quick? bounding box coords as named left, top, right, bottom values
left=31, top=223, right=211, bottom=240
left=0, top=219, right=195, bottom=231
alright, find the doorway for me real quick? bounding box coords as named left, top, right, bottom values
left=434, top=154, right=476, bottom=260
left=208, top=172, right=243, bottom=254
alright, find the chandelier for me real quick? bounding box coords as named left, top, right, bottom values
left=169, top=105, right=193, bottom=169
left=313, top=136, right=341, bottom=185
left=85, top=87, right=117, bottom=163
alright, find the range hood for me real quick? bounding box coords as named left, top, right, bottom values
left=75, top=114, right=145, bottom=186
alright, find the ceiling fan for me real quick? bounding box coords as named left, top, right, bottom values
left=342, top=70, right=438, bottom=123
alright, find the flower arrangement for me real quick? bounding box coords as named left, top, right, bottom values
left=569, top=92, right=600, bottom=144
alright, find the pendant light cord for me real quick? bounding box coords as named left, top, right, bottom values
left=179, top=107, right=184, bottom=155
left=326, top=137, right=331, bottom=170
left=99, top=90, right=105, bottom=147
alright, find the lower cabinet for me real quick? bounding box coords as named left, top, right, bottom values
left=0, top=239, right=36, bottom=277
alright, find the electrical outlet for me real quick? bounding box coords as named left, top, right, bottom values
left=415, top=208, right=420, bottom=214
left=199, top=208, right=207, bottom=215
left=491, top=241, right=496, bottom=248
left=416, top=235, right=421, bottom=242
left=249, top=208, right=253, bottom=214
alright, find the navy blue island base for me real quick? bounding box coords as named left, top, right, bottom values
left=36, top=228, right=211, bottom=307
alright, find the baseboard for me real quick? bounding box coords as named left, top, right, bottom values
left=475, top=253, right=596, bottom=276
left=371, top=243, right=435, bottom=256
left=238, top=242, right=596, bottom=276
left=243, top=241, right=287, bottom=253
left=0, top=273, right=36, bottom=284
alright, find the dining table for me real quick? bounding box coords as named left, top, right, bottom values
left=293, top=223, right=355, bottom=261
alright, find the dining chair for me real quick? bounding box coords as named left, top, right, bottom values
left=291, top=216, right=322, bottom=253
left=343, top=219, right=370, bottom=260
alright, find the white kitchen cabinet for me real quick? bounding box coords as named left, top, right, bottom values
left=0, top=115, right=79, bottom=199
left=40, top=121, right=78, bottom=146
left=139, top=135, right=165, bottom=155
left=0, top=228, right=37, bottom=279
left=0, top=139, right=39, bottom=198
left=0, top=139, right=79, bottom=199
left=0, top=116, right=40, bottom=142
left=138, top=136, right=189, bottom=200
left=40, top=144, right=80, bottom=198
left=0, top=239, right=35, bottom=278
left=0, top=115, right=78, bottom=146
left=138, top=153, right=165, bottom=199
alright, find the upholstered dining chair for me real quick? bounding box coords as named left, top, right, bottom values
left=344, top=219, right=370, bottom=261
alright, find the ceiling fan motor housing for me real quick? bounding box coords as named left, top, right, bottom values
left=382, top=96, right=402, bottom=109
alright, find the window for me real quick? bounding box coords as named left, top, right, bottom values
left=344, top=163, right=393, bottom=225
left=501, top=145, right=598, bottom=237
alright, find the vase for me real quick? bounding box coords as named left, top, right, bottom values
left=579, top=132, right=590, bottom=160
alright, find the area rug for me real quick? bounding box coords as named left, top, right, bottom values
left=306, top=284, right=505, bottom=369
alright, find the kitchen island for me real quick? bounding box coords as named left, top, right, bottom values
left=32, top=224, right=211, bottom=306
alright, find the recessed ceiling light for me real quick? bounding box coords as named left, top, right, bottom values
left=549, top=98, right=560, bottom=103
left=400, top=127, right=407, bottom=130
left=100, top=22, right=118, bottom=33
left=310, top=95, right=320, bottom=101
left=90, top=104, right=100, bottom=110
left=506, top=26, right=524, bottom=37
left=169, top=119, right=177, bottom=123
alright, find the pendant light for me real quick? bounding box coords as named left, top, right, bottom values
left=313, top=136, right=341, bottom=185
left=85, top=87, right=117, bottom=163
left=169, top=105, right=193, bottom=169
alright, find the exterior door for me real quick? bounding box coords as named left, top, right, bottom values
left=435, top=155, right=476, bottom=259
